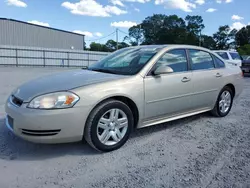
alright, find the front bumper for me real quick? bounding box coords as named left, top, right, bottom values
left=5, top=98, right=89, bottom=144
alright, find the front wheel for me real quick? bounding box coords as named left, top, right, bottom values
left=84, top=100, right=134, bottom=152
left=211, top=86, right=233, bottom=117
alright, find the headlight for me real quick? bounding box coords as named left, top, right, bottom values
left=27, top=92, right=80, bottom=109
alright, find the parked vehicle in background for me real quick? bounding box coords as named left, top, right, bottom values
left=242, top=55, right=250, bottom=60
left=5, top=45, right=244, bottom=152
left=241, top=59, right=250, bottom=76
left=213, top=50, right=243, bottom=67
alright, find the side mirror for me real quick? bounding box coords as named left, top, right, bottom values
left=153, top=65, right=174, bottom=75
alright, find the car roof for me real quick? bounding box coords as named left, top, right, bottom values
left=127, top=44, right=212, bottom=52
left=213, top=50, right=228, bottom=52
left=213, top=50, right=238, bottom=53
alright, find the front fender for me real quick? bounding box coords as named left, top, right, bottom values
left=71, top=75, right=144, bottom=126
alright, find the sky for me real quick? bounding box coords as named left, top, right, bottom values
left=1, top=0, right=250, bottom=46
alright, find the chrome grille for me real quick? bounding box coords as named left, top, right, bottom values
left=21, top=129, right=61, bottom=136
left=242, top=63, right=250, bottom=67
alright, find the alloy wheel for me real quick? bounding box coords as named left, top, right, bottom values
left=97, top=108, right=128, bottom=146
left=219, top=90, right=232, bottom=114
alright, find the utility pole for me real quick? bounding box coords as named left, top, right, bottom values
left=116, top=28, right=118, bottom=50
left=138, top=24, right=141, bottom=46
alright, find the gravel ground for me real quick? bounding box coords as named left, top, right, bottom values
left=0, top=67, right=249, bottom=188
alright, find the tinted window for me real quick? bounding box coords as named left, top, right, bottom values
left=229, top=52, right=242, bottom=60
left=213, top=55, right=225, bottom=68
left=215, top=52, right=229, bottom=60
left=156, top=49, right=188, bottom=73
left=189, top=50, right=214, bottom=70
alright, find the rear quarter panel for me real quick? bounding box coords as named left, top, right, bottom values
left=221, top=65, right=243, bottom=98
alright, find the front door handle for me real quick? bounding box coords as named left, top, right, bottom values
left=181, top=77, right=191, bottom=83
left=215, top=73, right=222, bottom=78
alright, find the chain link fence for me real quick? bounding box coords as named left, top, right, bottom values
left=0, top=45, right=110, bottom=67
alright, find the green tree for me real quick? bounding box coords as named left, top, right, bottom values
left=141, top=14, right=167, bottom=44
left=141, top=14, right=188, bottom=44
left=89, top=42, right=109, bottom=52
left=235, top=25, right=250, bottom=46
left=185, top=15, right=205, bottom=45
left=89, top=42, right=103, bottom=51
left=157, top=15, right=187, bottom=44
left=237, top=44, right=250, bottom=55
left=213, top=25, right=237, bottom=50
left=185, top=15, right=205, bottom=35
left=104, top=40, right=129, bottom=52
left=118, top=42, right=129, bottom=49
left=131, top=14, right=205, bottom=45
left=124, top=25, right=144, bottom=46
left=200, top=35, right=216, bottom=49
left=105, top=40, right=117, bottom=52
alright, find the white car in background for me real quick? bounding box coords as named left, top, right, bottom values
left=213, top=50, right=242, bottom=67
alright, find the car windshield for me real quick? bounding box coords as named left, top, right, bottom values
left=88, top=47, right=160, bottom=75
left=229, top=52, right=242, bottom=60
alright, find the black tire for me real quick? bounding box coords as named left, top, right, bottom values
left=211, top=86, right=233, bottom=117
left=84, top=99, right=134, bottom=152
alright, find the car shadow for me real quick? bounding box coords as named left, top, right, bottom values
left=0, top=112, right=210, bottom=161
left=0, top=118, right=99, bottom=161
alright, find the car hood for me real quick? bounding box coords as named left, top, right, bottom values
left=12, top=69, right=127, bottom=102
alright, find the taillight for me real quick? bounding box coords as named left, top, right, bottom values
left=241, top=71, right=244, bottom=77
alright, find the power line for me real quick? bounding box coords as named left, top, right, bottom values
left=118, top=29, right=134, bottom=43
left=85, top=31, right=116, bottom=42
left=118, top=29, right=129, bottom=36
left=85, top=29, right=130, bottom=45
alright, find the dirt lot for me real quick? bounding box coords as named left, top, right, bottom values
left=0, top=67, right=249, bottom=188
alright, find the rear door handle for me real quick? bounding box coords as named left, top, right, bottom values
left=215, top=73, right=222, bottom=78
left=181, top=77, right=191, bottom=82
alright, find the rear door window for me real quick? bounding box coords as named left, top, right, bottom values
left=189, top=49, right=215, bottom=70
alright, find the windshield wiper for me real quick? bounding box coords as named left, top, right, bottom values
left=89, top=68, right=118, bottom=74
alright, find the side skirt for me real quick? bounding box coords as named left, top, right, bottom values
left=138, top=108, right=211, bottom=129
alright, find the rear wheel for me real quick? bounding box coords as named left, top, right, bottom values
left=84, top=100, right=134, bottom=152
left=211, top=86, right=233, bottom=117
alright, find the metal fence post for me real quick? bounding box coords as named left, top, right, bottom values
left=43, top=50, right=45, bottom=67
left=15, top=49, right=18, bottom=67
left=67, top=52, right=69, bottom=67
left=87, top=52, right=90, bottom=67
